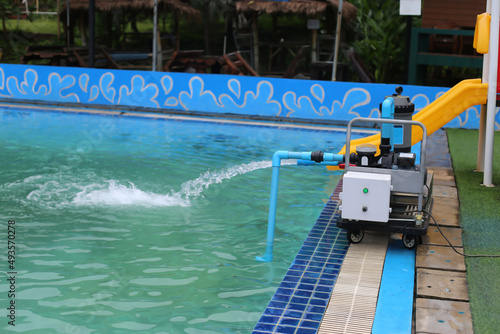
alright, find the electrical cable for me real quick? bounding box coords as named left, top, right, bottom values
left=399, top=208, right=500, bottom=257
left=423, top=209, right=500, bottom=258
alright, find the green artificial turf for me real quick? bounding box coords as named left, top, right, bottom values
left=447, top=128, right=500, bottom=334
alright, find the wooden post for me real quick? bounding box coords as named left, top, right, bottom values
left=174, top=15, right=180, bottom=50
left=157, top=30, right=163, bottom=70
left=252, top=12, right=260, bottom=74
left=56, top=0, right=61, bottom=41
left=311, top=28, right=318, bottom=63
left=89, top=0, right=95, bottom=67
left=152, top=0, right=158, bottom=71
left=332, top=0, right=343, bottom=81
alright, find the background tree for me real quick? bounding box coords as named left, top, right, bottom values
left=1, top=0, right=22, bottom=41
left=191, top=0, right=233, bottom=54
left=348, top=0, right=406, bottom=84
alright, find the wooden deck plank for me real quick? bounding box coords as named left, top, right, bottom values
left=416, top=298, right=473, bottom=333
left=417, top=268, right=469, bottom=301
left=430, top=197, right=460, bottom=227
left=416, top=245, right=466, bottom=271
left=432, top=185, right=458, bottom=199
left=421, top=226, right=463, bottom=247
left=428, top=167, right=456, bottom=187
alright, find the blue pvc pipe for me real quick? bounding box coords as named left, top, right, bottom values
left=256, top=150, right=343, bottom=262
left=381, top=97, right=395, bottom=143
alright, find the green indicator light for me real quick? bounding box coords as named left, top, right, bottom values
left=363, top=188, right=368, bottom=194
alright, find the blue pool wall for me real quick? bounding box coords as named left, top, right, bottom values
left=0, top=63, right=497, bottom=129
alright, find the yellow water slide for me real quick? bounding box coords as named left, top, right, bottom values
left=328, top=78, right=488, bottom=170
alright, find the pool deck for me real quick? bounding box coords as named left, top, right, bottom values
left=414, top=130, right=473, bottom=333
left=253, top=129, right=474, bottom=334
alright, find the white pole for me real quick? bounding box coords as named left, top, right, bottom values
left=477, top=0, right=492, bottom=172
left=332, top=0, right=343, bottom=81
left=483, top=0, right=499, bottom=186
left=152, top=0, right=158, bottom=71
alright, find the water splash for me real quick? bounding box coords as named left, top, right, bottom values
left=22, top=160, right=297, bottom=208
left=178, top=159, right=295, bottom=198
left=72, top=181, right=189, bottom=207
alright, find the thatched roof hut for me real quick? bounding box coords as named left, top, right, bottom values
left=62, top=0, right=201, bottom=20
left=234, top=0, right=358, bottom=74
left=236, top=0, right=357, bottom=21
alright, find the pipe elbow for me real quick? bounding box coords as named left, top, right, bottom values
left=272, top=151, right=288, bottom=166
left=381, top=97, right=394, bottom=119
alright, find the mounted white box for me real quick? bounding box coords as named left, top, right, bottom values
left=340, top=171, right=392, bottom=223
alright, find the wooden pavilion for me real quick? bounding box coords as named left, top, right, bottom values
left=61, top=0, right=200, bottom=51
left=234, top=0, right=357, bottom=74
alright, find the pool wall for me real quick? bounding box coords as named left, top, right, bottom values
left=0, top=63, right=495, bottom=129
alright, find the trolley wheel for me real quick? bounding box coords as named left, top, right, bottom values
left=402, top=234, right=417, bottom=249
left=347, top=230, right=364, bottom=244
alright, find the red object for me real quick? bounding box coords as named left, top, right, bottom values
left=338, top=163, right=356, bottom=169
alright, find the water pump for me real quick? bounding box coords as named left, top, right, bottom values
left=337, top=87, right=433, bottom=249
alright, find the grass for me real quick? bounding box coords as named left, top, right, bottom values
left=447, top=128, right=500, bottom=334
left=4, top=16, right=60, bottom=35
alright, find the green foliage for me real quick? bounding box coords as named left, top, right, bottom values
left=447, top=128, right=500, bottom=334
left=348, top=0, right=407, bottom=83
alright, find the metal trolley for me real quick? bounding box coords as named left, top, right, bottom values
left=337, top=117, right=434, bottom=249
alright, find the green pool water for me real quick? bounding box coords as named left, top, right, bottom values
left=0, top=107, right=355, bottom=333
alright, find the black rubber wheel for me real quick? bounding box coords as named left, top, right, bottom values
left=402, top=234, right=417, bottom=249
left=347, top=230, right=364, bottom=244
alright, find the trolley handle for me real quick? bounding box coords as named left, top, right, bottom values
left=345, top=117, right=428, bottom=173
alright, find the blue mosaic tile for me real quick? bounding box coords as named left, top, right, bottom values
left=304, top=312, right=323, bottom=321
left=287, top=303, right=307, bottom=311
left=275, top=325, right=296, bottom=334
left=259, top=316, right=280, bottom=324
left=272, top=294, right=291, bottom=303
left=282, top=275, right=300, bottom=283
left=295, top=290, right=312, bottom=298
left=286, top=270, right=303, bottom=277
left=305, top=266, right=322, bottom=273
left=254, top=323, right=276, bottom=331
left=252, top=189, right=349, bottom=334
left=318, top=278, right=335, bottom=286
left=320, top=273, right=336, bottom=280
left=279, top=281, right=298, bottom=289
left=298, top=283, right=314, bottom=291
left=291, top=296, right=310, bottom=305
left=279, top=318, right=300, bottom=326
left=264, top=308, right=284, bottom=317
left=303, top=272, right=321, bottom=279
left=315, top=285, right=333, bottom=293
left=268, top=301, right=287, bottom=309
left=306, top=305, right=325, bottom=314
left=300, top=320, right=321, bottom=329
left=276, top=288, right=294, bottom=296
left=299, top=277, right=317, bottom=285
left=313, top=292, right=330, bottom=300
left=283, top=310, right=303, bottom=319
left=309, top=298, right=328, bottom=306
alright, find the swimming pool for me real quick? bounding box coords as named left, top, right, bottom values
left=0, top=106, right=365, bottom=333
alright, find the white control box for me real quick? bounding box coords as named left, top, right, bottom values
left=340, top=171, right=392, bottom=223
